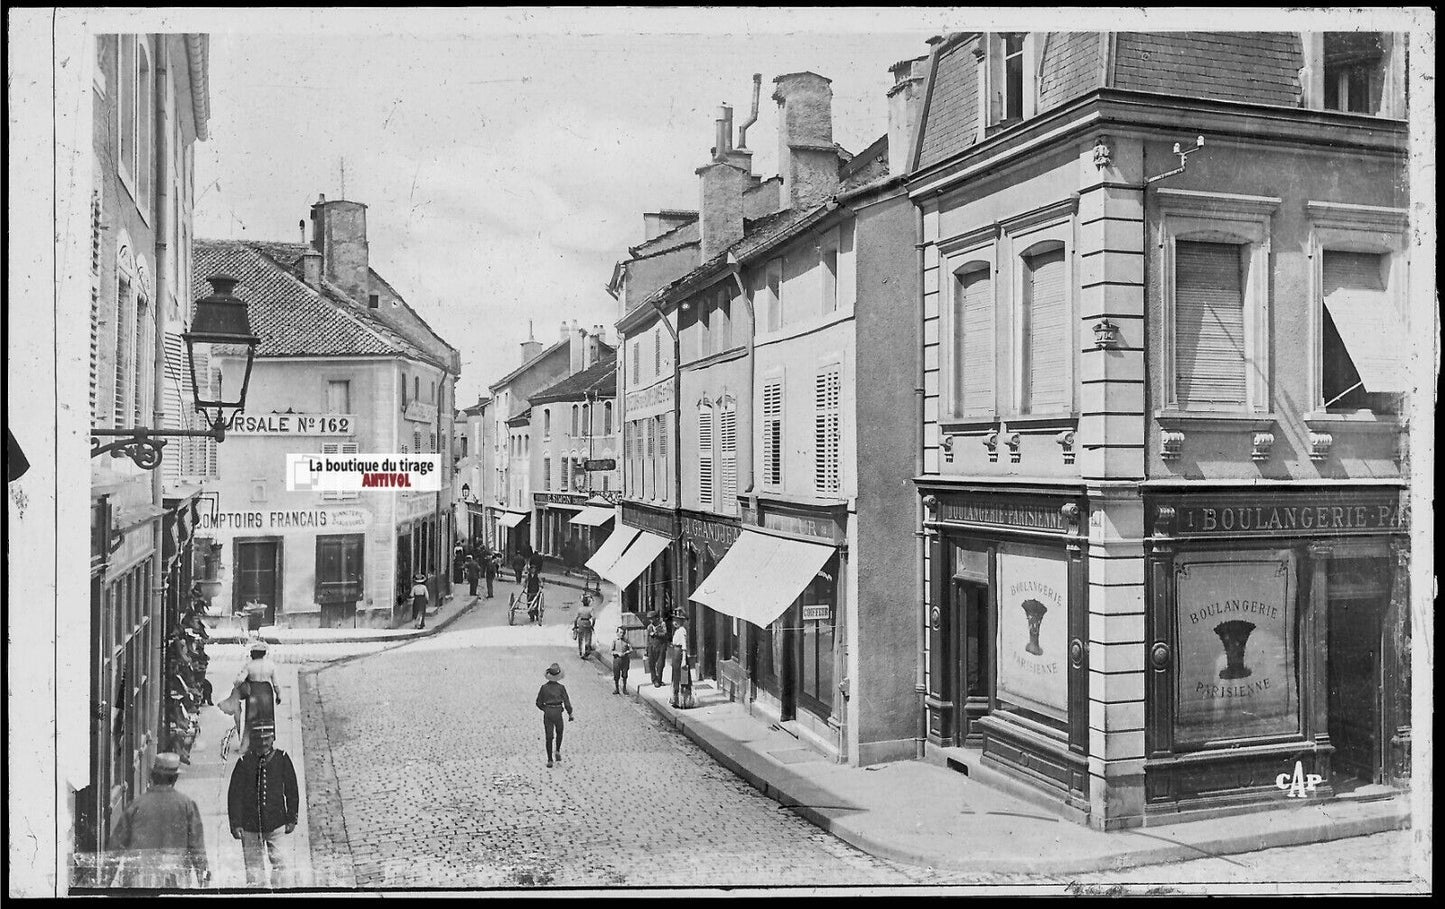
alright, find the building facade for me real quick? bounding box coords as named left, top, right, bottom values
left=82, top=32, right=213, bottom=881
left=454, top=396, right=490, bottom=548
left=194, top=196, right=461, bottom=630
left=909, top=30, right=1412, bottom=828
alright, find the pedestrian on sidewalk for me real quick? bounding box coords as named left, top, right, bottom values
left=463, top=554, right=481, bottom=598
left=106, top=752, right=210, bottom=888
left=646, top=612, right=669, bottom=687
left=483, top=552, right=498, bottom=599
left=411, top=573, right=429, bottom=629
left=227, top=724, right=299, bottom=889
left=535, top=663, right=574, bottom=768
left=610, top=626, right=633, bottom=694
left=670, top=614, right=693, bottom=709
left=572, top=594, right=596, bottom=659
left=511, top=553, right=525, bottom=585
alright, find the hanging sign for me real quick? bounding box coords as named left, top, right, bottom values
left=1173, top=553, right=1297, bottom=744
left=995, top=543, right=1069, bottom=721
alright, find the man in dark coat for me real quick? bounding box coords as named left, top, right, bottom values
left=463, top=554, right=482, bottom=598
left=227, top=725, right=299, bottom=888
left=108, top=752, right=210, bottom=888
left=482, top=552, right=498, bottom=598
left=511, top=552, right=526, bottom=585
left=535, top=662, right=574, bottom=767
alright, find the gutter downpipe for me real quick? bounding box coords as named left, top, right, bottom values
left=152, top=38, right=173, bottom=756
left=650, top=298, right=682, bottom=621
left=726, top=254, right=754, bottom=703
left=913, top=203, right=928, bottom=761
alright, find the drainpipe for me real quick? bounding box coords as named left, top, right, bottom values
left=151, top=39, right=175, bottom=756
left=727, top=256, right=754, bottom=696
left=914, top=204, right=928, bottom=761
left=650, top=299, right=682, bottom=619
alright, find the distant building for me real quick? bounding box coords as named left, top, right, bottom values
left=454, top=396, right=490, bottom=548
left=194, top=194, right=462, bottom=629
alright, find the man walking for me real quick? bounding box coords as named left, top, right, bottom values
left=463, top=554, right=481, bottom=598
left=572, top=594, right=596, bottom=659
left=483, top=551, right=498, bottom=598
left=645, top=612, right=669, bottom=687
left=107, top=753, right=210, bottom=888
left=610, top=626, right=633, bottom=694
left=535, top=663, right=574, bottom=768
left=511, top=552, right=526, bottom=586
left=227, top=724, right=300, bottom=889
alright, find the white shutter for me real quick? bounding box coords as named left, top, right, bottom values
left=1175, top=241, right=1246, bottom=408
left=1024, top=247, right=1068, bottom=413
left=763, top=380, right=783, bottom=486
left=814, top=369, right=841, bottom=494
left=956, top=266, right=994, bottom=417
left=90, top=190, right=103, bottom=424
left=161, top=333, right=187, bottom=485
left=698, top=405, right=714, bottom=506
left=719, top=405, right=737, bottom=511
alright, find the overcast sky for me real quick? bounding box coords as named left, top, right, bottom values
left=191, top=14, right=939, bottom=404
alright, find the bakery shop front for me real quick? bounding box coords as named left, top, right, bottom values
left=1143, top=486, right=1410, bottom=817
left=920, top=485, right=1091, bottom=812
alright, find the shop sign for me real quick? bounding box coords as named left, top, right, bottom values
left=226, top=412, right=355, bottom=436
left=404, top=401, right=439, bottom=424
left=198, top=507, right=373, bottom=533
left=802, top=604, right=831, bottom=622
left=936, top=496, right=1068, bottom=533
left=621, top=503, right=674, bottom=537
left=536, top=492, right=588, bottom=507
left=1158, top=492, right=1406, bottom=538
left=399, top=493, right=437, bottom=523
left=624, top=378, right=674, bottom=413
left=1173, top=553, right=1297, bottom=744
left=680, top=515, right=740, bottom=551
left=754, top=506, right=844, bottom=544
left=585, top=458, right=616, bottom=471
left=995, top=543, right=1069, bottom=721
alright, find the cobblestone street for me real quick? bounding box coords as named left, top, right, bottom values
left=295, top=582, right=1416, bottom=891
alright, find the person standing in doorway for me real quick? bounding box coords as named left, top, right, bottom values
left=463, top=554, right=481, bottom=598
left=227, top=724, right=299, bottom=889
left=670, top=614, right=691, bottom=708
left=511, top=552, right=526, bottom=585
left=646, top=612, right=669, bottom=688
left=535, top=663, right=574, bottom=768
left=107, top=753, right=210, bottom=888
left=411, top=573, right=429, bottom=629
left=610, top=626, right=633, bottom=694
left=483, top=551, right=498, bottom=598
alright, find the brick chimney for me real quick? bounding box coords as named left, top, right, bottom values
left=300, top=248, right=323, bottom=288
left=887, top=56, right=929, bottom=175
left=773, top=72, right=838, bottom=210
left=697, top=105, right=752, bottom=260
left=521, top=321, right=542, bottom=364
left=310, top=195, right=371, bottom=304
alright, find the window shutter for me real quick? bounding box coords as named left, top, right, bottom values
left=1024, top=247, right=1068, bottom=413
left=956, top=266, right=994, bottom=417
left=719, top=405, right=738, bottom=510
left=90, top=190, right=103, bottom=424
left=161, top=333, right=188, bottom=485
left=763, top=380, right=783, bottom=486
left=543, top=456, right=551, bottom=491
left=698, top=405, right=714, bottom=506
left=814, top=369, right=841, bottom=494
left=1323, top=250, right=1387, bottom=297
left=114, top=275, right=133, bottom=428
left=1175, top=241, right=1247, bottom=408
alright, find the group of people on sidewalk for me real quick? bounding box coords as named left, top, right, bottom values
left=106, top=640, right=300, bottom=889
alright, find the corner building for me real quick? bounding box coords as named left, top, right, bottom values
left=909, top=31, right=1412, bottom=827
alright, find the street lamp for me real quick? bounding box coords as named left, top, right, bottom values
left=91, top=275, right=261, bottom=470
left=461, top=483, right=471, bottom=501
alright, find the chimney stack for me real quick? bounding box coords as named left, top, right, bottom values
left=521, top=320, right=542, bottom=364
left=301, top=248, right=323, bottom=288
left=773, top=72, right=838, bottom=210
left=310, top=196, right=372, bottom=304
left=887, top=56, right=929, bottom=176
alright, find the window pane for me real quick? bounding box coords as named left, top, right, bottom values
left=326, top=380, right=350, bottom=414
left=1023, top=247, right=1068, bottom=413
left=1175, top=241, right=1246, bottom=408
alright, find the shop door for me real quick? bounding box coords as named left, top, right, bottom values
left=780, top=602, right=799, bottom=721
left=951, top=581, right=990, bottom=745
left=1327, top=557, right=1389, bottom=785
left=235, top=540, right=281, bottom=624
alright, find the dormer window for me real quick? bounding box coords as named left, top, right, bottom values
left=1002, top=33, right=1026, bottom=121
left=980, top=33, right=1039, bottom=135
left=1302, top=32, right=1405, bottom=119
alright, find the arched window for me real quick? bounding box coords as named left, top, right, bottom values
left=603, top=401, right=613, bottom=435
left=543, top=408, right=551, bottom=439
left=580, top=403, right=591, bottom=437
left=571, top=404, right=579, bottom=437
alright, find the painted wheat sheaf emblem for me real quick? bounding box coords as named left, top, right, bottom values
left=1213, top=619, right=1257, bottom=680
left=1021, top=598, right=1048, bottom=656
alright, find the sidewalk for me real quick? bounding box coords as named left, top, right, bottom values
left=207, top=589, right=479, bottom=645
left=591, top=651, right=1409, bottom=875
left=174, top=656, right=311, bottom=888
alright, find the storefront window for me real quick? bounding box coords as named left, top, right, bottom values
left=1173, top=550, right=1299, bottom=746
left=798, top=554, right=838, bottom=713
left=994, top=543, right=1069, bottom=728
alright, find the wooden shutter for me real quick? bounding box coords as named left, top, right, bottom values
left=719, top=405, right=738, bottom=510
left=316, top=534, right=364, bottom=605
left=763, top=380, right=783, bottom=486
left=1175, top=241, right=1246, bottom=408
left=543, top=456, right=551, bottom=491
left=956, top=266, right=995, bottom=417
left=814, top=369, right=841, bottom=493
left=90, top=190, right=103, bottom=424
left=698, top=405, right=714, bottom=506
left=1024, top=247, right=1068, bottom=413
left=161, top=333, right=187, bottom=485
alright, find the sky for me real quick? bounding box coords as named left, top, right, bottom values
left=190, top=12, right=940, bottom=405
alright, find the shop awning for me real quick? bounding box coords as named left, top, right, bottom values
left=601, top=530, right=672, bottom=589
left=497, top=511, right=529, bottom=529
left=584, top=525, right=639, bottom=576
left=569, top=506, right=616, bottom=527
left=690, top=529, right=835, bottom=627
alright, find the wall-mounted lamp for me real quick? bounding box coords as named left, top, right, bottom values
left=1146, top=135, right=1205, bottom=185
left=1092, top=319, right=1122, bottom=349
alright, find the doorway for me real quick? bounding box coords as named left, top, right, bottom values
left=1326, top=555, right=1389, bottom=786
left=950, top=580, right=991, bottom=745
left=234, top=539, right=282, bottom=624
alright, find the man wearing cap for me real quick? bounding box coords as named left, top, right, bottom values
left=534, top=663, right=574, bottom=768
left=645, top=612, right=669, bottom=688
left=107, top=752, right=210, bottom=888
left=227, top=725, right=300, bottom=888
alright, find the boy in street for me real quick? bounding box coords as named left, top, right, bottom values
left=535, top=663, right=574, bottom=767
left=610, top=626, right=633, bottom=694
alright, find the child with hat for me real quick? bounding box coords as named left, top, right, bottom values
left=610, top=626, right=634, bottom=694
left=534, top=663, right=574, bottom=768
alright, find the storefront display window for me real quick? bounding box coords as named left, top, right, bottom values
left=995, top=543, right=1069, bottom=727
left=1173, top=550, right=1298, bottom=746
left=798, top=555, right=838, bottom=713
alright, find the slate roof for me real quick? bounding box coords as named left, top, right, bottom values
left=193, top=240, right=441, bottom=366
left=528, top=354, right=618, bottom=404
